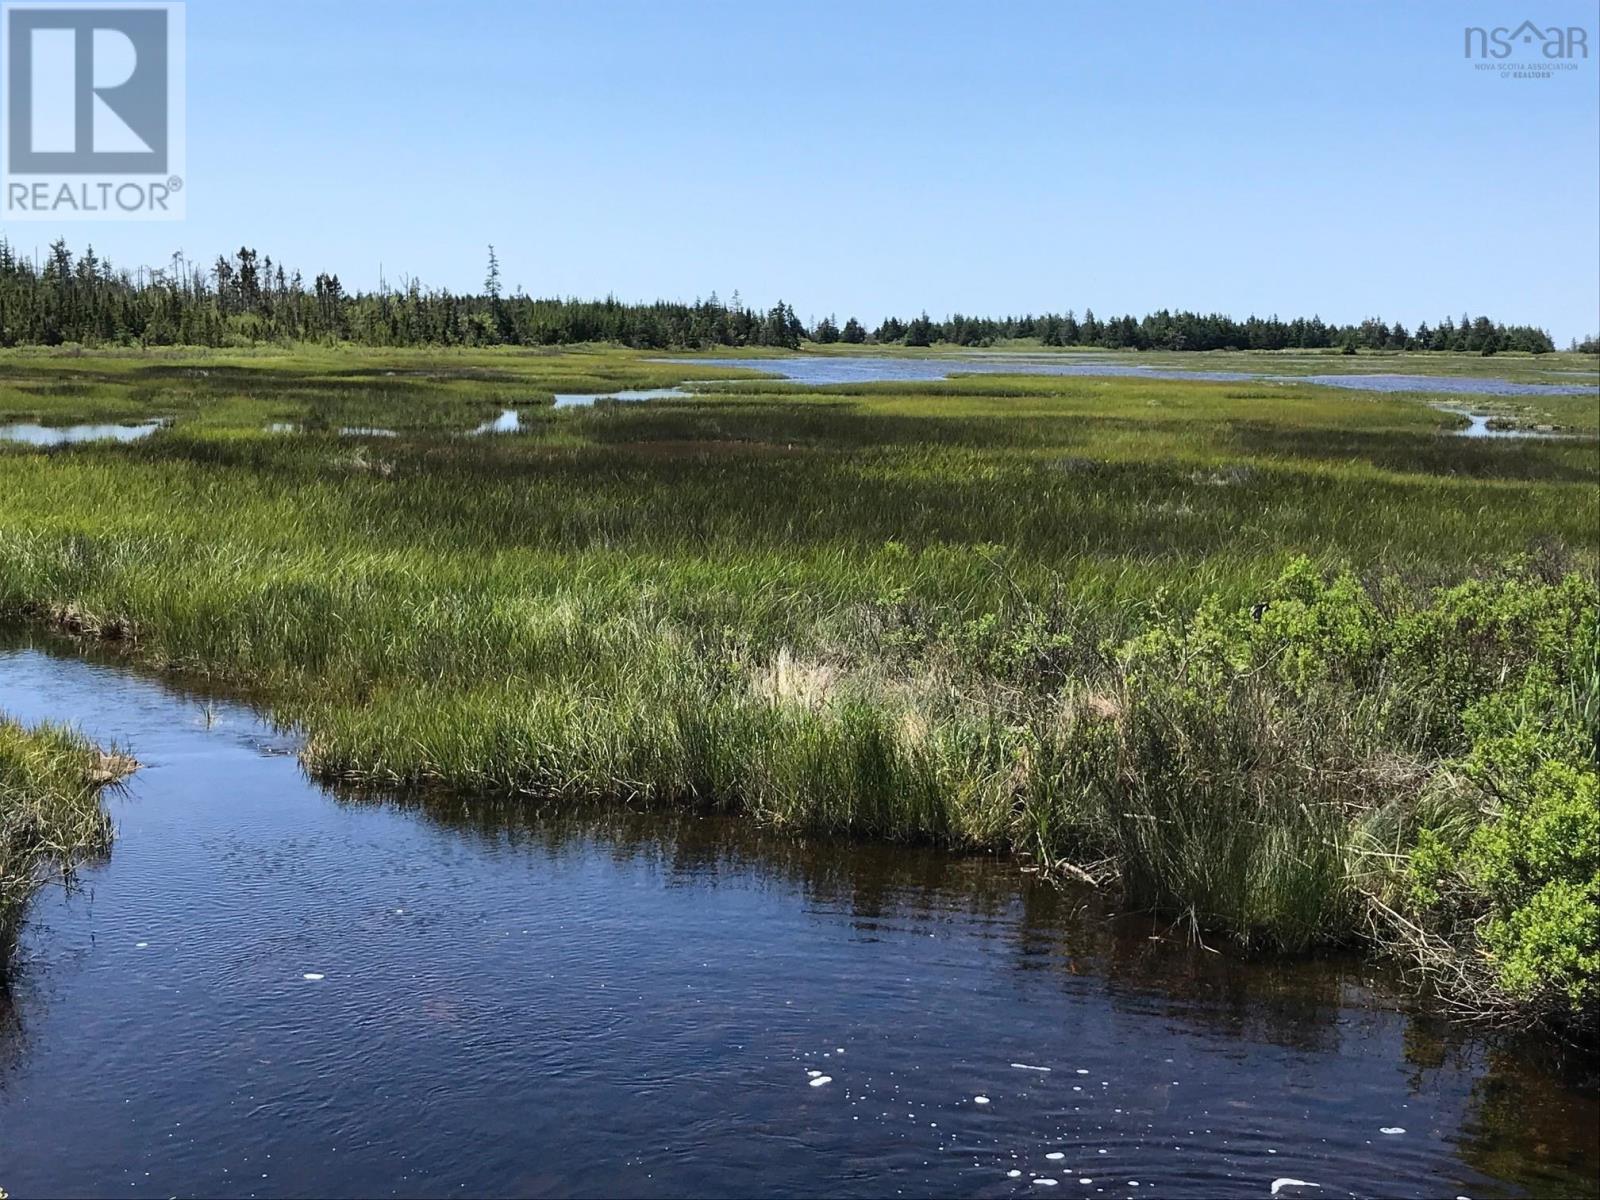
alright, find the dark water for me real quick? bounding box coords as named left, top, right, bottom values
left=671, top=355, right=1600, bottom=398
left=1, top=637, right=1595, bottom=1199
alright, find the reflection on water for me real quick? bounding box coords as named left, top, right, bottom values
left=468, top=408, right=521, bottom=434
left=1299, top=373, right=1593, bottom=397
left=667, top=355, right=1600, bottom=399
left=0, top=634, right=1594, bottom=1199
left=264, top=412, right=526, bottom=436
left=1431, top=405, right=1573, bottom=439
left=264, top=423, right=400, bottom=437
left=0, top=418, right=168, bottom=445
left=554, top=387, right=692, bottom=408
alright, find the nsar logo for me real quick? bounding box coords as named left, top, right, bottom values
left=1463, top=19, right=1589, bottom=60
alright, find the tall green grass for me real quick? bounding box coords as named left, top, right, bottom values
left=0, top=715, right=131, bottom=967
left=0, top=346, right=1595, bottom=1024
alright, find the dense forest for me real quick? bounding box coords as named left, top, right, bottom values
left=0, top=240, right=1575, bottom=354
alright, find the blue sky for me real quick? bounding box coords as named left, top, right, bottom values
left=16, top=0, right=1600, bottom=341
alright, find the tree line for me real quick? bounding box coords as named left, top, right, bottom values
left=0, top=240, right=1564, bottom=355
left=863, top=309, right=1560, bottom=355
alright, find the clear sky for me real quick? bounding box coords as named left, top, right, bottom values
left=14, top=0, right=1600, bottom=341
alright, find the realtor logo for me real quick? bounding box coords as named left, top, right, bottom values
left=2, top=2, right=185, bottom=219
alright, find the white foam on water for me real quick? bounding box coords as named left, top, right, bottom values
left=1034, top=1179, right=1058, bottom=1187
left=1076, top=1069, right=1089, bottom=1075
left=974, top=1096, right=991, bottom=1105
left=1270, top=1181, right=1319, bottom=1196
left=806, top=1070, right=823, bottom=1078
left=808, top=1075, right=832, bottom=1087
left=1011, top=1063, right=1052, bottom=1072
left=1379, top=1127, right=1405, bottom=1135
left=1046, top=1152, right=1065, bottom=1161
left=1008, top=1170, right=1023, bottom=1178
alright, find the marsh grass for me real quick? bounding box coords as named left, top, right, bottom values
left=0, top=346, right=1595, bottom=1016
left=0, top=345, right=765, bottom=432
left=0, top=714, right=134, bottom=967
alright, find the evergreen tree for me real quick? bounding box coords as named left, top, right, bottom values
left=903, top=312, right=934, bottom=347
left=0, top=238, right=1558, bottom=356
left=484, top=245, right=502, bottom=301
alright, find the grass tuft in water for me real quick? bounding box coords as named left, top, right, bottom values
left=0, top=714, right=135, bottom=968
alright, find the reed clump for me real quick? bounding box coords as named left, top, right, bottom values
left=0, top=715, right=135, bottom=968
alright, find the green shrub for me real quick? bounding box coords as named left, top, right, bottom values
left=1408, top=664, right=1600, bottom=1018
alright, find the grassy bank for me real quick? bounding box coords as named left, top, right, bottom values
left=0, top=715, right=132, bottom=967
left=0, top=346, right=1595, bottom=1031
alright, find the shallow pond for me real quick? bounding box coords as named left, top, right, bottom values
left=554, top=387, right=693, bottom=408
left=264, top=424, right=401, bottom=438
left=264, top=411, right=529, bottom=437
left=1432, top=406, right=1573, bottom=439
left=0, top=419, right=168, bottom=445
left=0, top=636, right=1595, bottom=1199
left=470, top=408, right=522, bottom=434
left=671, top=356, right=1600, bottom=398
